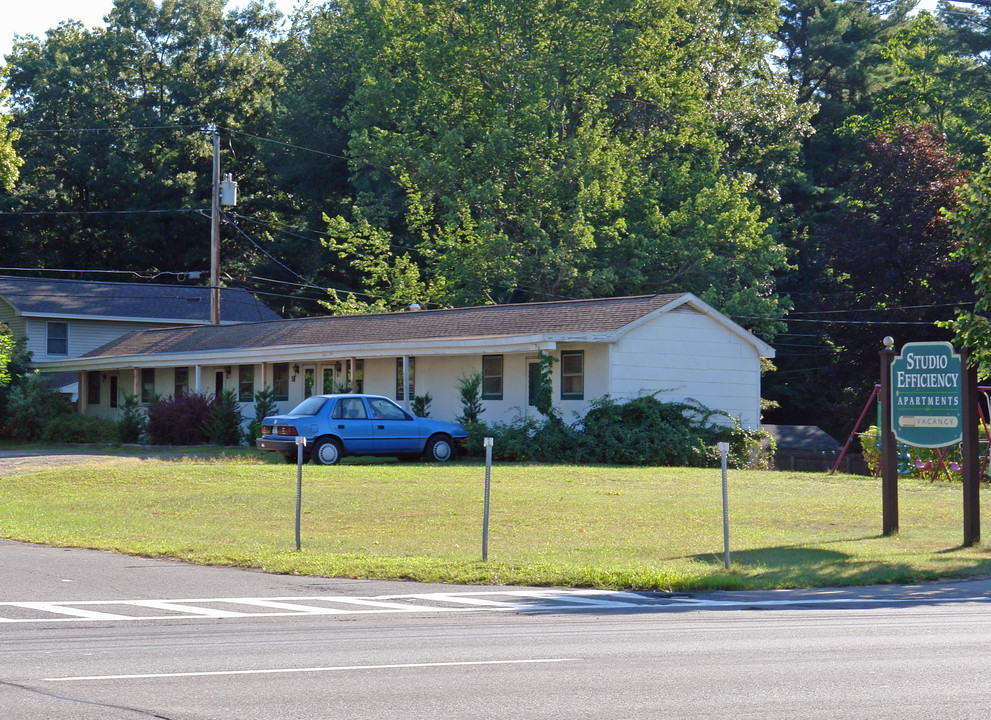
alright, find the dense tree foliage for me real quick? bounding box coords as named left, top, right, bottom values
left=320, top=0, right=802, bottom=332
left=0, top=0, right=286, bottom=277
left=2, top=0, right=991, bottom=435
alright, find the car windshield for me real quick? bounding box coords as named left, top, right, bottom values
left=288, top=396, right=328, bottom=416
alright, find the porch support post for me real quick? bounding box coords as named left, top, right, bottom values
left=133, top=368, right=141, bottom=400
left=78, top=371, right=88, bottom=415
left=350, top=357, right=356, bottom=392
left=402, top=355, right=411, bottom=411
left=194, top=365, right=202, bottom=394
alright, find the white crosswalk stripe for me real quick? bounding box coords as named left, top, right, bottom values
left=0, top=589, right=661, bottom=624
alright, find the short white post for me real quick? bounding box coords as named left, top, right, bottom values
left=295, top=436, right=307, bottom=551
left=718, top=441, right=731, bottom=569
left=482, top=437, right=493, bottom=561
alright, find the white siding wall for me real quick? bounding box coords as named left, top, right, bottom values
left=24, top=318, right=176, bottom=362
left=609, top=306, right=763, bottom=428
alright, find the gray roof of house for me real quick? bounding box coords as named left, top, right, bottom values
left=762, top=425, right=842, bottom=452
left=81, top=293, right=694, bottom=359
left=0, top=276, right=281, bottom=324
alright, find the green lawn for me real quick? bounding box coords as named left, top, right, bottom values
left=1, top=454, right=989, bottom=591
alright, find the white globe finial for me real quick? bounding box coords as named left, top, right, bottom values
left=883, top=336, right=895, bottom=349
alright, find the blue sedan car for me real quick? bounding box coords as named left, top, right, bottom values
left=256, top=394, right=468, bottom=465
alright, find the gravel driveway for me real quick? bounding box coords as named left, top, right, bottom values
left=0, top=448, right=212, bottom=475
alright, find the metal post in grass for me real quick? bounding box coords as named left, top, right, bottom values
left=295, top=436, right=307, bottom=551
left=718, top=441, right=731, bottom=569
left=482, top=437, right=494, bottom=561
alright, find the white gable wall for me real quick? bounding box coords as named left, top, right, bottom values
left=608, top=306, right=762, bottom=428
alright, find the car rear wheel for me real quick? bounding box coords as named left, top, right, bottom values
left=424, top=435, right=454, bottom=462
left=312, top=437, right=343, bottom=465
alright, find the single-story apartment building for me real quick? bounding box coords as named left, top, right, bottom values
left=34, top=293, right=775, bottom=428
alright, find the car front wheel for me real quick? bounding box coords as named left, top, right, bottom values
left=424, top=435, right=454, bottom=462
left=312, top=438, right=343, bottom=465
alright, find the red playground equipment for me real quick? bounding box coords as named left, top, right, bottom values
left=830, top=384, right=991, bottom=479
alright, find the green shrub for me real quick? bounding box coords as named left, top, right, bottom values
left=3, top=373, right=73, bottom=441
left=116, top=393, right=146, bottom=443
left=203, top=389, right=244, bottom=446
left=411, top=392, right=432, bottom=418
left=455, top=372, right=484, bottom=425
left=458, top=394, right=771, bottom=468
left=42, top=415, right=117, bottom=444
left=246, top=386, right=277, bottom=443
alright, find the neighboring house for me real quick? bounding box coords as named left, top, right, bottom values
left=35, top=293, right=775, bottom=429
left=0, top=276, right=281, bottom=402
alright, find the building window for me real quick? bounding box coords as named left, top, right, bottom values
left=323, top=368, right=335, bottom=394
left=348, top=360, right=364, bottom=393
left=239, top=365, right=254, bottom=403
left=560, top=350, right=584, bottom=400
left=272, top=363, right=289, bottom=401
left=174, top=367, right=189, bottom=397
left=141, top=368, right=156, bottom=403
left=47, top=322, right=68, bottom=356
left=395, top=357, right=415, bottom=400
left=110, top=376, right=118, bottom=408
left=482, top=355, right=503, bottom=400
left=87, top=372, right=100, bottom=405
left=303, top=367, right=316, bottom=398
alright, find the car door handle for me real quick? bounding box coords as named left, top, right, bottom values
left=377, top=425, right=385, bottom=430
left=338, top=424, right=345, bottom=429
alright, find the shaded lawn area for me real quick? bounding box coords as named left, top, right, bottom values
left=1, top=457, right=989, bottom=591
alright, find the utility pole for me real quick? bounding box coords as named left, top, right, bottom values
left=209, top=123, right=221, bottom=325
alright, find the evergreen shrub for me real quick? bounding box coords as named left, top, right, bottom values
left=203, top=389, right=244, bottom=446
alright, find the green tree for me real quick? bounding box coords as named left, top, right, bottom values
left=943, top=153, right=991, bottom=377
left=0, top=323, right=14, bottom=386
left=319, top=0, right=802, bottom=339
left=0, top=85, right=23, bottom=191
left=1, top=0, right=285, bottom=276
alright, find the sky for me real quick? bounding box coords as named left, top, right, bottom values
left=0, top=0, right=946, bottom=64
left=1, top=1, right=307, bottom=61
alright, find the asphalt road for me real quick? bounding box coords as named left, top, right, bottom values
left=3, top=540, right=991, bottom=719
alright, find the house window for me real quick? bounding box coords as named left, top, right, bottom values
left=141, top=368, right=156, bottom=403
left=174, top=367, right=189, bottom=397
left=47, top=322, right=68, bottom=356
left=482, top=355, right=503, bottom=400
left=239, top=365, right=254, bottom=402
left=348, top=360, right=364, bottom=393
left=323, top=368, right=335, bottom=394
left=395, top=357, right=415, bottom=400
left=272, top=363, right=289, bottom=401
left=528, top=362, right=540, bottom=407
left=87, top=372, right=100, bottom=405
left=560, top=350, right=584, bottom=400
left=110, top=376, right=118, bottom=408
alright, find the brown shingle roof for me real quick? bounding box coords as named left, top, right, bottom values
left=82, top=294, right=688, bottom=359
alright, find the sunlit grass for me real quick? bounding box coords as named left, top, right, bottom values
left=2, top=456, right=989, bottom=591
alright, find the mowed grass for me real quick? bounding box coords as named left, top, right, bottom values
left=2, top=455, right=990, bottom=591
